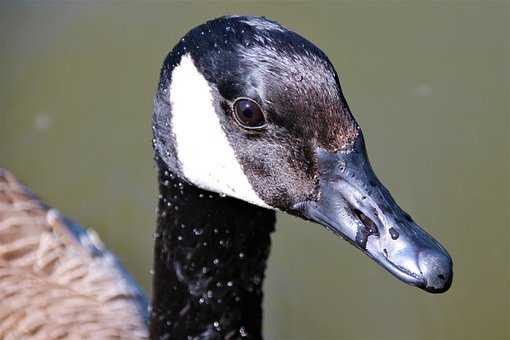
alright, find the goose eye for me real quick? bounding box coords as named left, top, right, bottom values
left=232, top=98, right=266, bottom=129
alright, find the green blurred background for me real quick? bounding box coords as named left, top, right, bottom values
left=1, top=1, right=508, bottom=339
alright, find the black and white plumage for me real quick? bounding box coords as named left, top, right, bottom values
left=153, top=16, right=358, bottom=209
left=0, top=15, right=452, bottom=340
left=150, top=15, right=452, bottom=339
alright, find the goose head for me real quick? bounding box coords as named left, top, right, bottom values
left=153, top=16, right=452, bottom=293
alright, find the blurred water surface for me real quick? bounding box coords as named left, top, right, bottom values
left=0, top=2, right=508, bottom=340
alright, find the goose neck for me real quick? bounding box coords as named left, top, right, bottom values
left=150, top=166, right=275, bottom=339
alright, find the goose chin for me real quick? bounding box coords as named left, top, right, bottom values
left=293, top=136, right=453, bottom=293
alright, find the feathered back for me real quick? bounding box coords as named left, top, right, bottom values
left=0, top=169, right=148, bottom=339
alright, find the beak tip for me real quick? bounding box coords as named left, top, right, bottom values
left=421, top=277, right=453, bottom=294
left=417, top=248, right=453, bottom=293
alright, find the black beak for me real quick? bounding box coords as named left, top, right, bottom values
left=294, top=134, right=453, bottom=293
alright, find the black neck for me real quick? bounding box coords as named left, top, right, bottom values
left=150, top=165, right=275, bottom=339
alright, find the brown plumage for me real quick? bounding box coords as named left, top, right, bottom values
left=0, top=169, right=148, bottom=339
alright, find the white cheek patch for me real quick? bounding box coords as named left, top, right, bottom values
left=169, top=54, right=272, bottom=209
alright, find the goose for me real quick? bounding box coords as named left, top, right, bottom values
left=0, top=15, right=452, bottom=340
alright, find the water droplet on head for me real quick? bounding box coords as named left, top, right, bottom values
left=240, top=326, right=248, bottom=337
left=252, top=275, right=261, bottom=285
left=213, top=258, right=219, bottom=265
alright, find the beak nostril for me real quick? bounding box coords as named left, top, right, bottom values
left=352, top=208, right=380, bottom=249
left=352, top=208, right=379, bottom=237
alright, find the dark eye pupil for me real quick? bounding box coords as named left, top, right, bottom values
left=233, top=98, right=266, bottom=129
left=240, top=103, right=254, bottom=118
